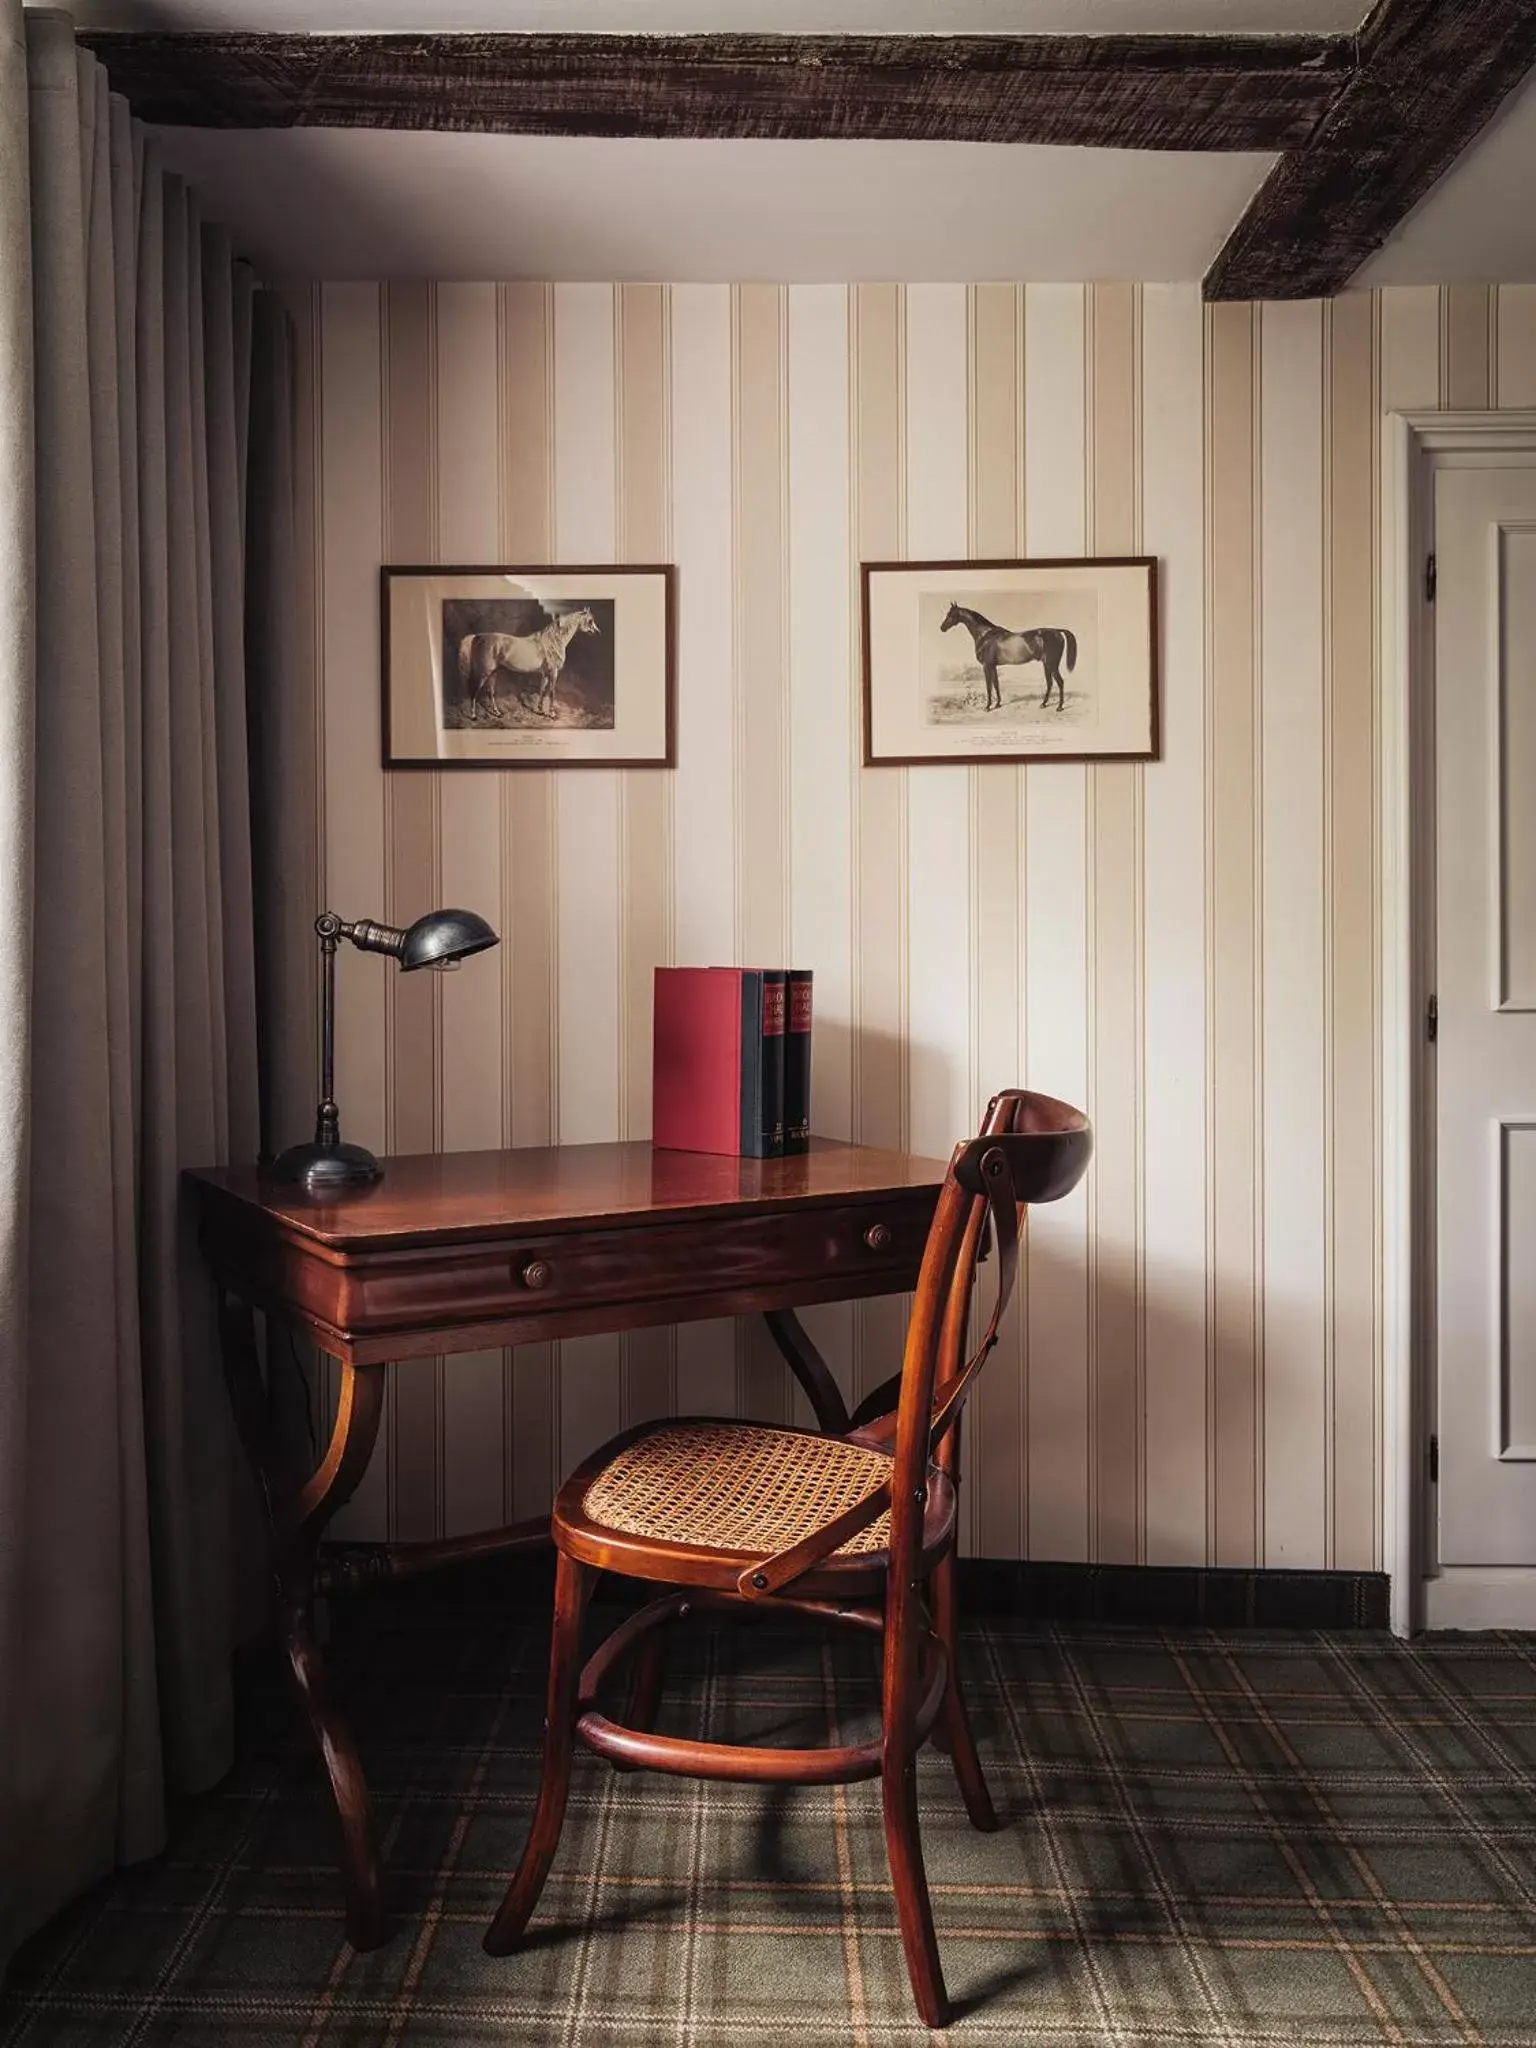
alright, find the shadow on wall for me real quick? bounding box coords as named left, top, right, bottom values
left=694, top=1043, right=1241, bottom=1574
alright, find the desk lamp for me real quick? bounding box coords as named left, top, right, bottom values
left=272, top=907, right=499, bottom=1194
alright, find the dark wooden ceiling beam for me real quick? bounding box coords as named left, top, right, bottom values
left=1205, top=0, right=1536, bottom=299
left=78, top=29, right=1352, bottom=153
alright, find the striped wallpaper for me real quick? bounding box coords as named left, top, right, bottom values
left=272, top=279, right=1536, bottom=1571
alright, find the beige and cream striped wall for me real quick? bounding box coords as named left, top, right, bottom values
left=273, top=278, right=1536, bottom=1569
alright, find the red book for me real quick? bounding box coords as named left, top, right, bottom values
left=653, top=967, right=785, bottom=1158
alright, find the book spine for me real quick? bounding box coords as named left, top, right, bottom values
left=738, top=973, right=766, bottom=1156
left=784, top=969, right=812, bottom=1153
left=762, top=972, right=787, bottom=1157
left=738, top=972, right=787, bottom=1158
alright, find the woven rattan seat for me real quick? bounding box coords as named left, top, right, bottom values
left=581, top=1420, right=896, bottom=1559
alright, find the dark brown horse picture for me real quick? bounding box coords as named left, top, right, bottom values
left=939, top=603, right=1077, bottom=711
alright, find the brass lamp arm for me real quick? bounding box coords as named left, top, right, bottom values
left=327, top=913, right=412, bottom=960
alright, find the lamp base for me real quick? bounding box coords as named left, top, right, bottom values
left=270, top=1139, right=383, bottom=1196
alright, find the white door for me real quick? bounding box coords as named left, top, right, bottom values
left=1432, top=460, right=1536, bottom=1623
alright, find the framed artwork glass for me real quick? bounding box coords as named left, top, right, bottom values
left=381, top=563, right=675, bottom=768
left=861, top=556, right=1159, bottom=765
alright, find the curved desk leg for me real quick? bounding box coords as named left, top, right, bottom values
left=763, top=1308, right=852, bottom=1436
left=219, top=1295, right=390, bottom=1949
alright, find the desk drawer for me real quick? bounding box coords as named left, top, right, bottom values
left=342, top=1200, right=930, bottom=1337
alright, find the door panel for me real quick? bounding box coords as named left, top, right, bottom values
left=1499, top=526, right=1536, bottom=1009
left=1435, top=463, right=1536, bottom=1567
left=1501, top=1123, right=1536, bottom=1460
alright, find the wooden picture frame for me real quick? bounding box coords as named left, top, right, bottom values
left=381, top=563, right=676, bottom=769
left=861, top=556, right=1159, bottom=766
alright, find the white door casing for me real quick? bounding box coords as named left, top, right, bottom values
left=1383, top=412, right=1536, bottom=1636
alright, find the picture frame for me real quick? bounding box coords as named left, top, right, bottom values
left=381, top=563, right=676, bottom=769
left=861, top=556, right=1159, bottom=766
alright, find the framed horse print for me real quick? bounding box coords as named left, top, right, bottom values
left=381, top=564, right=675, bottom=768
left=861, top=556, right=1158, bottom=766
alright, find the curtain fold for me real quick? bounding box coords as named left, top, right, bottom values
left=0, top=0, right=40, bottom=1974
left=246, top=290, right=312, bottom=1168
left=0, top=1, right=294, bottom=1973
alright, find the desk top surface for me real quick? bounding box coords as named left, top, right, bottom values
left=188, top=1138, right=950, bottom=1250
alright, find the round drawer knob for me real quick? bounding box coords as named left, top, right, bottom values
left=864, top=1222, right=893, bottom=1253
left=520, top=1259, right=553, bottom=1291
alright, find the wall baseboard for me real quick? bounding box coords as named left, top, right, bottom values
left=311, top=1544, right=1390, bottom=1632
left=956, top=1559, right=1391, bottom=1631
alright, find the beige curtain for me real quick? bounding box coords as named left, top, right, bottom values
left=0, top=3, right=287, bottom=1971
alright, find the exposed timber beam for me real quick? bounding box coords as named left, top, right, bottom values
left=1205, top=0, right=1536, bottom=299
left=77, top=29, right=1352, bottom=153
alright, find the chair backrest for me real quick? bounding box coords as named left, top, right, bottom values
left=735, top=1089, right=1089, bottom=1603
left=884, top=1089, right=1092, bottom=1584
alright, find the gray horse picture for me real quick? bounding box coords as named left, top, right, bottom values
left=442, top=595, right=616, bottom=731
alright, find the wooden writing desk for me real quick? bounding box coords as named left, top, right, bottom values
left=188, top=1137, right=946, bottom=1948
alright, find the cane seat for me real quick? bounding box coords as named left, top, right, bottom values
left=561, top=1417, right=956, bottom=1587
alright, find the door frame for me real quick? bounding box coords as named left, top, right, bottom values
left=1383, top=408, right=1536, bottom=1634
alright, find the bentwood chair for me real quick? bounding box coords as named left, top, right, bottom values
left=483, top=1089, right=1092, bottom=2027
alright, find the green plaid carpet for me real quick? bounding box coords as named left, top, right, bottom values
left=4, top=1587, right=1536, bottom=2045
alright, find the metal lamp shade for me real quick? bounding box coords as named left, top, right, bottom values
left=399, top=907, right=499, bottom=972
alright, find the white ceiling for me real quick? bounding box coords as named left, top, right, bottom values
left=1359, top=66, right=1536, bottom=286
left=148, top=128, right=1277, bottom=282
left=73, top=1, right=1371, bottom=34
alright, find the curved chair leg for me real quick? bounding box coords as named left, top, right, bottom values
left=882, top=1755, right=949, bottom=2028
left=484, top=1551, right=593, bottom=1954
left=611, top=1623, right=669, bottom=1773
left=880, top=1577, right=951, bottom=2030
left=930, top=1549, right=998, bottom=1832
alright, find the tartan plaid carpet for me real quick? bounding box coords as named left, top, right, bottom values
left=4, top=1586, right=1536, bottom=2046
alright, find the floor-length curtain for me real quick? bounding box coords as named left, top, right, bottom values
left=0, top=3, right=287, bottom=1973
